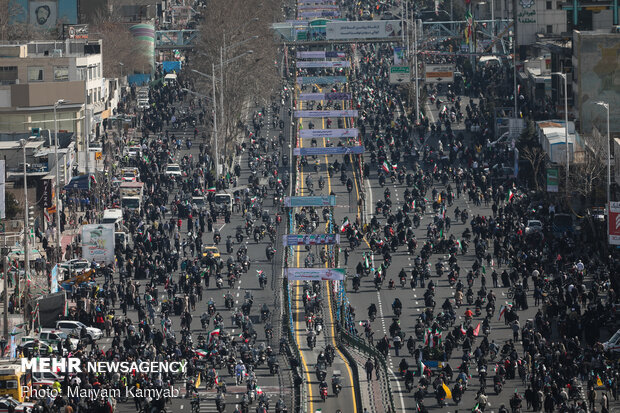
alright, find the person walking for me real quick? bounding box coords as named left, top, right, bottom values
left=365, top=358, right=374, bottom=381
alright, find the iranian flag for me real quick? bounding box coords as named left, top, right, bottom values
left=364, top=254, right=370, bottom=268
left=382, top=161, right=390, bottom=173
left=473, top=323, right=481, bottom=337
left=456, top=239, right=462, bottom=250
left=207, top=187, right=216, bottom=193
left=411, top=200, right=416, bottom=209
left=506, top=189, right=514, bottom=202
left=340, top=217, right=350, bottom=233
left=460, top=325, right=467, bottom=335
left=208, top=328, right=221, bottom=344
left=419, top=360, right=426, bottom=376
left=498, top=305, right=507, bottom=321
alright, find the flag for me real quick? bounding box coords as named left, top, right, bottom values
left=506, top=189, right=514, bottom=202
left=442, top=382, right=452, bottom=399
left=364, top=254, right=369, bottom=268
left=195, top=373, right=201, bottom=388
left=419, top=360, right=426, bottom=376
left=208, top=328, right=221, bottom=344
left=90, top=175, right=97, bottom=185
left=481, top=266, right=486, bottom=274
left=456, top=239, right=462, bottom=250
left=256, top=386, right=263, bottom=395
left=473, top=323, right=481, bottom=337
left=498, top=305, right=507, bottom=321
left=392, top=163, right=398, bottom=170
left=382, top=161, right=390, bottom=173
left=460, top=325, right=467, bottom=335
left=597, top=375, right=603, bottom=387
left=207, top=187, right=216, bottom=193
left=340, top=217, right=350, bottom=233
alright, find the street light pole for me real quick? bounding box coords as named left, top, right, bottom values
left=596, top=101, right=611, bottom=242
left=212, top=63, right=219, bottom=180
left=20, top=139, right=29, bottom=325
left=53, top=100, right=65, bottom=263
left=552, top=73, right=570, bottom=191
left=220, top=46, right=225, bottom=175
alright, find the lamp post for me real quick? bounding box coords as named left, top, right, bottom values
left=552, top=72, right=570, bottom=191
left=119, top=62, right=124, bottom=80
left=53, top=99, right=66, bottom=263
left=595, top=101, right=611, bottom=242
left=19, top=139, right=29, bottom=323
left=192, top=49, right=254, bottom=178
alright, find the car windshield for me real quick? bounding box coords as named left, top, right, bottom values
left=168, top=165, right=180, bottom=171
left=215, top=195, right=230, bottom=204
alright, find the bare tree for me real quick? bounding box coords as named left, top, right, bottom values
left=194, top=0, right=282, bottom=167
left=570, top=129, right=608, bottom=201
left=521, top=145, right=546, bottom=191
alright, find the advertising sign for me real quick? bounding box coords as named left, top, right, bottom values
left=285, top=268, right=346, bottom=281
left=299, top=92, right=352, bottom=101
left=283, top=234, right=340, bottom=245
left=82, top=224, right=115, bottom=264
left=64, top=24, right=89, bottom=40
left=284, top=195, right=336, bottom=207
left=425, top=64, right=455, bottom=83
left=297, top=76, right=348, bottom=85
left=297, top=51, right=347, bottom=58
left=50, top=265, right=58, bottom=294
left=389, top=66, right=411, bottom=84
left=326, top=20, right=402, bottom=40
left=38, top=177, right=53, bottom=208
left=294, top=146, right=365, bottom=156
left=609, top=202, right=620, bottom=245
left=299, top=128, right=358, bottom=138
left=295, top=110, right=358, bottom=118
left=296, top=61, right=351, bottom=68
left=546, top=167, right=559, bottom=192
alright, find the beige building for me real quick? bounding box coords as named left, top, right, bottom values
left=0, top=40, right=106, bottom=162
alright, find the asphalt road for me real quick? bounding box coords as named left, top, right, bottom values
left=291, top=80, right=359, bottom=413
left=102, top=94, right=292, bottom=413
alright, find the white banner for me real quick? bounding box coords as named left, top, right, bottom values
left=326, top=20, right=402, bottom=40
left=296, top=61, right=351, bottom=68
left=299, top=10, right=340, bottom=17
left=285, top=268, right=346, bottom=281
left=299, top=92, right=352, bottom=101
left=299, top=128, right=359, bottom=138
left=297, top=51, right=346, bottom=59
left=82, top=224, right=115, bottom=264
left=295, top=110, right=358, bottom=118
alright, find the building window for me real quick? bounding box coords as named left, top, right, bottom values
left=76, top=66, right=87, bottom=81
left=27, top=66, right=44, bottom=82
left=547, top=25, right=553, bottom=33
left=54, top=66, right=69, bottom=81
left=557, top=1, right=563, bottom=9
left=546, top=1, right=552, bottom=9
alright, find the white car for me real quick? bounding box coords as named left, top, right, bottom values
left=165, top=163, right=183, bottom=177
left=55, top=320, right=102, bottom=342
left=59, top=259, right=90, bottom=272
left=123, top=145, right=141, bottom=158
left=525, top=219, right=543, bottom=234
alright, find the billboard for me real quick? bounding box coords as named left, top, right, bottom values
left=284, top=195, right=336, bottom=207
left=297, top=76, right=348, bottom=85
left=30, top=1, right=58, bottom=29
left=63, top=24, right=88, bottom=39
left=294, top=146, right=365, bottom=156
left=610, top=202, right=620, bottom=245
left=82, top=224, right=115, bottom=264
left=299, top=128, right=358, bottom=138
left=298, top=4, right=339, bottom=9
left=295, top=110, right=358, bottom=118
left=283, top=234, right=340, bottom=246
left=285, top=268, right=346, bottom=281
left=425, top=64, right=455, bottom=83
left=389, top=66, right=410, bottom=84
left=38, top=176, right=54, bottom=208
left=296, top=61, right=351, bottom=68
left=394, top=47, right=405, bottom=65
left=299, top=10, right=340, bottom=17
left=299, top=92, right=351, bottom=101
left=326, top=20, right=402, bottom=40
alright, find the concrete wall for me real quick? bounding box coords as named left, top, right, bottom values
left=574, top=30, right=620, bottom=134
left=11, top=81, right=85, bottom=107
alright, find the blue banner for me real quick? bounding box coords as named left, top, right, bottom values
left=296, top=76, right=348, bottom=85
left=293, top=146, right=365, bottom=155
left=51, top=264, right=58, bottom=293
left=284, top=195, right=336, bottom=207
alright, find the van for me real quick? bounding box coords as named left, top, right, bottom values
left=214, top=192, right=233, bottom=213
left=0, top=364, right=31, bottom=402
left=552, top=213, right=574, bottom=236
left=102, top=209, right=123, bottom=230
left=39, top=329, right=79, bottom=351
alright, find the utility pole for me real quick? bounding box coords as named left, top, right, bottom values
left=220, top=46, right=225, bottom=174
left=3, top=254, right=8, bottom=341
left=414, top=19, right=420, bottom=123
left=212, top=63, right=220, bottom=180
left=21, top=140, right=29, bottom=326
left=84, top=86, right=90, bottom=175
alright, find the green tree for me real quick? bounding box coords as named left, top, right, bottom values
left=5, top=192, right=19, bottom=219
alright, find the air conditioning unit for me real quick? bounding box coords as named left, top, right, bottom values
left=52, top=49, right=63, bottom=57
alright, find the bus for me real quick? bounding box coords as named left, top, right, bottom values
left=0, top=364, right=31, bottom=402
